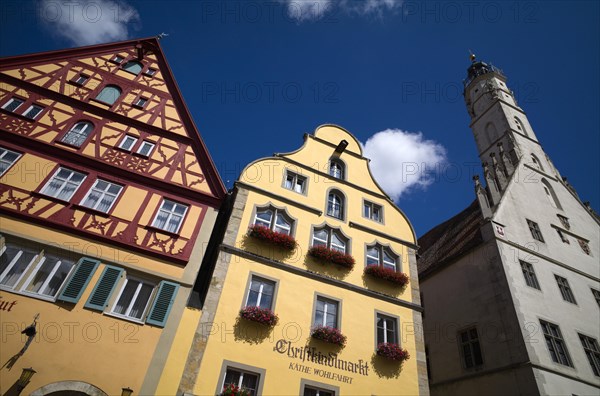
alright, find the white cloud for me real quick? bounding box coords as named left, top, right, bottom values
left=281, top=0, right=402, bottom=22
left=362, top=129, right=447, bottom=201
left=40, top=0, right=140, bottom=46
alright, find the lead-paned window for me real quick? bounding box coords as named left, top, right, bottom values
left=527, top=219, right=544, bottom=242
left=541, top=320, right=572, bottom=366
left=0, top=147, right=21, bottom=176
left=377, top=313, right=398, bottom=344
left=555, top=275, right=577, bottom=304
left=592, top=288, right=600, bottom=307
left=579, top=334, right=600, bottom=376
left=246, top=276, right=275, bottom=310
left=520, top=260, right=541, bottom=290
left=152, top=199, right=188, bottom=234
left=80, top=179, right=123, bottom=213
left=459, top=327, right=483, bottom=368
left=254, top=207, right=292, bottom=235
left=61, top=121, right=94, bottom=147
left=110, top=276, right=155, bottom=321
left=223, top=368, right=259, bottom=396
left=40, top=167, right=86, bottom=201
left=314, top=296, right=339, bottom=328
left=556, top=229, right=570, bottom=244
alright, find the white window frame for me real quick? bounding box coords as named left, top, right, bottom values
left=312, top=227, right=347, bottom=253
left=0, top=147, right=22, bottom=177
left=329, top=159, right=344, bottom=180
left=20, top=254, right=75, bottom=301
left=80, top=179, right=123, bottom=213
left=152, top=199, right=188, bottom=234
left=144, top=68, right=157, bottom=76
left=223, top=368, right=260, bottom=396
left=133, top=97, right=148, bottom=108
left=245, top=275, right=276, bottom=310
left=0, top=245, right=38, bottom=292
left=61, top=121, right=94, bottom=147
left=73, top=74, right=89, bottom=85
left=366, top=244, right=399, bottom=271
left=363, top=200, right=383, bottom=223
left=376, top=312, right=399, bottom=344
left=118, top=135, right=138, bottom=151
left=314, top=296, right=339, bottom=328
left=40, top=167, right=86, bottom=201
left=284, top=170, right=307, bottom=194
left=136, top=141, right=155, bottom=157
left=253, top=207, right=293, bottom=235
left=304, top=386, right=335, bottom=396
left=2, top=97, right=24, bottom=113
left=22, top=104, right=44, bottom=120
left=111, top=55, right=124, bottom=64
left=109, top=276, right=155, bottom=322
left=326, top=192, right=344, bottom=220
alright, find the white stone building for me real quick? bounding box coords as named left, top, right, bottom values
left=418, top=57, right=600, bottom=395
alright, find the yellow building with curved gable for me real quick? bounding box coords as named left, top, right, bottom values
left=161, top=125, right=428, bottom=395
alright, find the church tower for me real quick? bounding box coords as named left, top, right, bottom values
left=417, top=56, right=600, bottom=395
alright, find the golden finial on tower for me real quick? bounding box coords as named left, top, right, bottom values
left=469, top=49, right=476, bottom=63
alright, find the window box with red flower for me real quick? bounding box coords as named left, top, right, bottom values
left=311, top=325, right=347, bottom=347
left=248, top=224, right=297, bottom=251
left=308, top=245, right=355, bottom=269
left=220, top=383, right=251, bottom=396
left=376, top=342, right=410, bottom=362
left=364, top=265, right=409, bottom=287
left=239, top=305, right=279, bottom=326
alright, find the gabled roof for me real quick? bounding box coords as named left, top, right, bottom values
left=417, top=200, right=484, bottom=278
left=0, top=37, right=226, bottom=201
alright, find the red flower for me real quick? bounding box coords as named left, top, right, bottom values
left=311, top=325, right=347, bottom=347
left=239, top=305, right=279, bottom=326
left=248, top=224, right=297, bottom=251
left=364, top=265, right=409, bottom=287
left=220, top=383, right=250, bottom=396
left=308, top=245, right=355, bottom=269
left=376, top=342, right=410, bottom=362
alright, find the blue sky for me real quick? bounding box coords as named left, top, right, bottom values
left=1, top=0, right=598, bottom=237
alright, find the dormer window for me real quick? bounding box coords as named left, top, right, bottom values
left=329, top=159, right=344, bottom=180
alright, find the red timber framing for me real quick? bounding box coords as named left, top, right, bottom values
left=0, top=37, right=226, bottom=264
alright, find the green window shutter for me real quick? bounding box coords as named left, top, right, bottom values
left=57, top=258, right=100, bottom=303
left=146, top=281, right=179, bottom=327
left=84, top=265, right=123, bottom=311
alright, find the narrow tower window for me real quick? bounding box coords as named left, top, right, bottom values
left=531, top=154, right=544, bottom=171
left=541, top=179, right=561, bottom=210
left=514, top=116, right=528, bottom=137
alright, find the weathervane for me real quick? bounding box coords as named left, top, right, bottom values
left=157, top=32, right=169, bottom=40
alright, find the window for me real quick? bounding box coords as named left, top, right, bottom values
left=136, top=141, right=155, bottom=157
left=133, top=97, right=148, bottom=108
left=527, top=219, right=544, bottom=242
left=111, top=55, right=124, bottom=64
left=557, top=214, right=570, bottom=230
left=0, top=147, right=21, bottom=176
left=592, top=288, right=600, bottom=307
left=61, top=121, right=93, bottom=147
left=312, top=227, right=347, bottom=253
left=223, top=368, right=259, bottom=396
left=376, top=313, right=398, bottom=344
left=366, top=244, right=398, bottom=271
left=144, top=68, right=157, bottom=77
left=459, top=327, right=483, bottom=368
left=579, top=334, right=600, bottom=376
left=80, top=179, right=123, bottom=213
left=40, top=167, right=86, bottom=201
left=514, top=116, right=527, bottom=136
left=254, top=207, right=292, bottom=235
left=540, top=320, right=572, bottom=366
left=2, top=97, right=24, bottom=113
left=542, top=179, right=561, bottom=209
left=110, top=276, right=155, bottom=321
left=555, top=275, right=577, bottom=304
left=304, top=386, right=334, bottom=396
left=520, top=260, right=540, bottom=290
left=284, top=171, right=306, bottom=194
left=95, top=85, right=122, bottom=105
left=531, top=154, right=544, bottom=171
left=23, top=104, right=43, bottom=119
left=314, top=296, right=339, bottom=328
left=364, top=201, right=383, bottom=222
left=556, top=229, right=570, bottom=244
left=326, top=191, right=344, bottom=220
left=0, top=243, right=37, bottom=290
left=329, top=159, right=344, bottom=179
left=152, top=199, right=188, bottom=233
left=118, top=135, right=138, bottom=151
left=0, top=240, right=74, bottom=300
left=73, top=74, right=89, bottom=85
left=123, top=60, right=143, bottom=75
left=246, top=276, right=275, bottom=310
left=578, top=239, right=591, bottom=255
left=22, top=253, right=74, bottom=298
